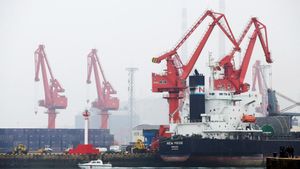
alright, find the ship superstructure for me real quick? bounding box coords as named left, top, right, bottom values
left=171, top=64, right=263, bottom=140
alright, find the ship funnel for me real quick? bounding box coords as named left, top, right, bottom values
left=189, top=73, right=205, bottom=122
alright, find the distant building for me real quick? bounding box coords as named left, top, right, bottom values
left=131, top=124, right=160, bottom=146
left=75, top=98, right=168, bottom=145
left=134, top=98, right=168, bottom=125
left=75, top=108, right=136, bottom=145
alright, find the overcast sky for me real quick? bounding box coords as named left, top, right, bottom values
left=0, top=0, right=299, bottom=128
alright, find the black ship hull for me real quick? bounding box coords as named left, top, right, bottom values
left=159, top=136, right=300, bottom=167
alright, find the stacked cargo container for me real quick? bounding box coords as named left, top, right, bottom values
left=0, top=128, right=114, bottom=153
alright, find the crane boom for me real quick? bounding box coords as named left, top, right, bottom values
left=87, top=49, right=105, bottom=102
left=152, top=10, right=239, bottom=123
left=214, top=17, right=272, bottom=94
left=86, top=49, right=119, bottom=129
left=152, top=10, right=239, bottom=64
left=34, top=44, right=67, bottom=129
left=276, top=92, right=300, bottom=112
left=218, top=18, right=271, bottom=68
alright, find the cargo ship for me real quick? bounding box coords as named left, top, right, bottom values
left=148, top=10, right=300, bottom=167
left=158, top=72, right=300, bottom=167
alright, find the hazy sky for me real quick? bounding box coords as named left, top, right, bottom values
left=0, top=0, right=299, bottom=128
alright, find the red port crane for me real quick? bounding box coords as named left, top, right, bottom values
left=34, top=44, right=68, bottom=129
left=86, top=49, right=119, bottom=129
left=152, top=10, right=239, bottom=123
left=214, top=17, right=272, bottom=94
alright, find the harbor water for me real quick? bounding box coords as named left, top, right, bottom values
left=7, top=167, right=264, bottom=169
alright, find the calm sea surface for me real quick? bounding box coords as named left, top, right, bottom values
left=10, top=167, right=264, bottom=169
left=101, top=168, right=264, bottom=169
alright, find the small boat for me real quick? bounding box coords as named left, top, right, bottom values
left=78, top=159, right=112, bottom=169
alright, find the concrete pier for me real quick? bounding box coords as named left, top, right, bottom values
left=0, top=154, right=94, bottom=168
left=266, top=157, right=300, bottom=169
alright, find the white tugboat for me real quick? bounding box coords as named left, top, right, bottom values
left=78, top=159, right=112, bottom=169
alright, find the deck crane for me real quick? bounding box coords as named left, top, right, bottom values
left=252, top=61, right=300, bottom=114
left=276, top=92, right=300, bottom=113
left=34, top=44, right=68, bottom=129
left=152, top=10, right=239, bottom=123
left=86, top=49, right=119, bottom=129
left=251, top=60, right=270, bottom=115
left=214, top=17, right=272, bottom=94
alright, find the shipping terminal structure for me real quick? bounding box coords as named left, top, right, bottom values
left=1, top=46, right=115, bottom=154
left=1, top=9, right=300, bottom=168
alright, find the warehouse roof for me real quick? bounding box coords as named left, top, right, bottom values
left=133, top=124, right=160, bottom=130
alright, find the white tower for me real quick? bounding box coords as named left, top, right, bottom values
left=126, top=67, right=138, bottom=141
left=82, top=110, right=90, bottom=145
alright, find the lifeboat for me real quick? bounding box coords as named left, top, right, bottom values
left=241, top=114, right=256, bottom=123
